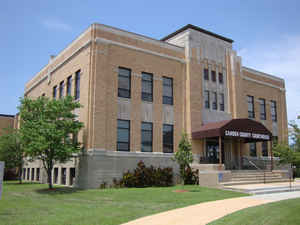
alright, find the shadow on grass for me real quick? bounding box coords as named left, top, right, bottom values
left=35, top=186, right=82, bottom=195
left=4, top=181, right=41, bottom=185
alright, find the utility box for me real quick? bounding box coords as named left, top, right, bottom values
left=0, top=161, right=4, bottom=199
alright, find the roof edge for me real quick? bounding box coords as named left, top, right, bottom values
left=161, top=24, right=234, bottom=43
left=0, top=114, right=15, bottom=118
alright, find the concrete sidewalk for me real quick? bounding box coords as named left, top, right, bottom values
left=122, top=191, right=300, bottom=225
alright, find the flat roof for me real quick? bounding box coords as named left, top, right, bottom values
left=161, top=24, right=234, bottom=43
left=0, top=114, right=15, bottom=118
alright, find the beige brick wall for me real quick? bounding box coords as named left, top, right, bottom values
left=0, top=115, right=14, bottom=136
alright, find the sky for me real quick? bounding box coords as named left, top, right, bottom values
left=1, top=0, right=299, bottom=124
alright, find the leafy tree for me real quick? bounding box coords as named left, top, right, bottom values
left=0, top=129, right=24, bottom=184
left=289, top=116, right=300, bottom=152
left=19, top=96, right=84, bottom=189
left=173, top=132, right=193, bottom=184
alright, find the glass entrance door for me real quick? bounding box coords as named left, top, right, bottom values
left=206, top=140, right=224, bottom=164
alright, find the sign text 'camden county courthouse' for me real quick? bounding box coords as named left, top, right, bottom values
left=224, top=130, right=270, bottom=140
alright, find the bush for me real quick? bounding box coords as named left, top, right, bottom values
left=117, top=161, right=173, bottom=188
left=183, top=167, right=199, bottom=185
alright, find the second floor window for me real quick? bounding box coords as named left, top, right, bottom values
left=53, top=86, right=57, bottom=99
left=141, top=72, right=153, bottom=102
left=271, top=100, right=277, bottom=122
left=59, top=81, right=64, bottom=99
left=141, top=122, right=153, bottom=152
left=247, top=95, right=255, bottom=118
left=204, top=90, right=210, bottom=109
left=219, top=73, right=223, bottom=84
left=67, top=75, right=72, bottom=96
left=259, top=98, right=266, bottom=120
left=118, top=67, right=131, bottom=98
left=117, top=119, right=130, bottom=152
left=163, top=124, right=173, bottom=153
left=75, top=70, right=81, bottom=100
left=163, top=77, right=173, bottom=105
left=211, top=71, right=216, bottom=82
left=219, top=93, right=225, bottom=111
left=212, top=92, right=217, bottom=110
left=204, top=68, right=209, bottom=80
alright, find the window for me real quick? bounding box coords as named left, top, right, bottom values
left=36, top=168, right=40, bottom=181
left=61, top=168, right=66, bottom=185
left=70, top=168, right=75, bottom=186
left=141, top=72, right=153, bottom=102
left=212, top=92, right=217, bottom=110
left=249, top=143, right=257, bottom=157
left=54, top=168, right=58, bottom=184
left=247, top=95, right=255, bottom=118
left=211, top=71, right=216, bottom=82
left=53, top=86, right=57, bottom=99
left=67, top=76, right=72, bottom=96
left=141, top=122, right=153, bottom=152
left=59, top=81, right=65, bottom=99
left=23, top=168, right=26, bottom=179
left=262, top=142, right=268, bottom=157
left=204, top=69, right=209, bottom=80
left=219, top=73, right=223, bottom=84
left=27, top=168, right=30, bottom=180
left=259, top=98, right=266, bottom=120
left=219, top=93, right=225, bottom=111
left=75, top=70, right=81, bottom=100
left=31, top=168, right=35, bottom=181
left=204, top=90, right=210, bottom=109
left=117, top=119, right=130, bottom=151
left=271, top=101, right=277, bottom=122
left=163, top=77, right=173, bottom=105
left=163, top=124, right=173, bottom=153
left=118, top=67, right=131, bottom=98
left=42, top=93, right=45, bottom=97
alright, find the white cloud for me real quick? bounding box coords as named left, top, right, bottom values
left=42, top=18, right=72, bottom=31
left=237, top=35, right=300, bottom=123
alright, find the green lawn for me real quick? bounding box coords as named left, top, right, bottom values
left=0, top=181, right=246, bottom=225
left=209, top=198, right=300, bottom=225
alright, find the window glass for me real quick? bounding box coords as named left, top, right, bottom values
left=67, top=76, right=72, bottom=96
left=247, top=96, right=255, bottom=118
left=53, top=86, right=57, bottom=99
left=142, top=73, right=153, bottom=102
left=259, top=98, right=266, bottom=120
left=75, top=70, right=81, bottom=100
left=163, top=77, right=173, bottom=105
left=163, top=124, right=173, bottom=153
left=204, top=69, right=209, bottom=80
left=271, top=101, right=277, bottom=122
left=141, top=122, right=153, bottom=152
left=249, top=143, right=257, bottom=157
left=117, top=119, right=130, bottom=151
left=219, top=93, right=225, bottom=111
left=118, top=67, right=131, bottom=98
left=262, top=141, right=268, bottom=157
left=211, top=71, right=216, bottom=82
left=219, top=73, right=223, bottom=84
left=204, top=91, right=210, bottom=109
left=59, top=81, right=64, bottom=99
left=212, top=92, right=217, bottom=110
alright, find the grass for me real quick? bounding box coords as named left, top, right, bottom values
left=208, top=198, right=300, bottom=225
left=0, top=181, right=247, bottom=225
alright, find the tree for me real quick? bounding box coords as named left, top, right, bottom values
left=173, top=132, right=193, bottom=184
left=19, top=96, right=84, bottom=189
left=0, top=129, right=24, bottom=184
left=289, top=117, right=300, bottom=152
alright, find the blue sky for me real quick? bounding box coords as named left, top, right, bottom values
left=1, top=0, right=299, bottom=123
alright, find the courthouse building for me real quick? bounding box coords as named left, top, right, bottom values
left=21, top=23, right=288, bottom=188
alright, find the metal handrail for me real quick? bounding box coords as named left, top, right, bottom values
left=242, top=157, right=266, bottom=184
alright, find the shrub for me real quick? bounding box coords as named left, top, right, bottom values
left=183, top=167, right=199, bottom=185
left=118, top=161, right=173, bottom=188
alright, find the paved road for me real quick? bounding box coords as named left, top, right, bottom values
left=122, top=191, right=300, bottom=225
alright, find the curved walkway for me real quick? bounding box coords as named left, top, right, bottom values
left=122, top=191, right=300, bottom=225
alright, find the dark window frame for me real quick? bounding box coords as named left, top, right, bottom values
left=75, top=70, right=81, bottom=100
left=204, top=90, right=210, bottom=109
left=204, top=69, right=209, bottom=81
left=67, top=75, right=72, bottom=96
left=59, top=81, right=65, bottom=99
left=262, top=141, right=268, bottom=157
left=53, top=86, right=57, bottom=99
left=141, top=72, right=153, bottom=102
left=259, top=98, right=266, bottom=120
left=249, top=143, right=257, bottom=157
left=247, top=95, right=255, bottom=118
left=163, top=124, right=174, bottom=153
left=271, top=100, right=277, bottom=122
left=141, top=122, right=153, bottom=152
left=218, top=72, right=223, bottom=84
left=118, top=67, right=131, bottom=98
left=212, top=92, right=217, bottom=110
left=163, top=77, right=173, bottom=105
left=219, top=93, right=225, bottom=111
left=211, top=70, right=216, bottom=82
left=117, top=119, right=130, bottom=152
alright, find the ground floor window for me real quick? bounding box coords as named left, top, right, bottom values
left=141, top=122, right=153, bottom=152
left=262, top=141, right=268, bottom=157
left=31, top=168, right=35, bottom=181
left=27, top=168, right=30, bottom=180
left=54, top=168, right=58, bottom=184
left=163, top=124, right=173, bottom=153
left=70, top=168, right=75, bottom=186
left=36, top=168, right=40, bottom=181
left=61, top=168, right=66, bottom=185
left=117, top=119, right=130, bottom=151
left=249, top=143, right=257, bottom=157
left=23, top=168, right=26, bottom=179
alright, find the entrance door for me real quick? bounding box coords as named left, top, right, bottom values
left=206, top=140, right=224, bottom=164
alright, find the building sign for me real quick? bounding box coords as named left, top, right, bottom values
left=0, top=162, right=4, bottom=200
left=224, top=130, right=270, bottom=140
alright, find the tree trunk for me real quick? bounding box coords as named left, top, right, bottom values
left=18, top=165, right=22, bottom=184
left=47, top=168, right=53, bottom=189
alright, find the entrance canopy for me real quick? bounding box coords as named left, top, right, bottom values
left=192, top=118, right=272, bottom=142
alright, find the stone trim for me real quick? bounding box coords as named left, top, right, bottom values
left=242, top=75, right=285, bottom=91
left=87, top=149, right=175, bottom=157
left=95, top=37, right=185, bottom=64
left=242, top=67, right=284, bottom=82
